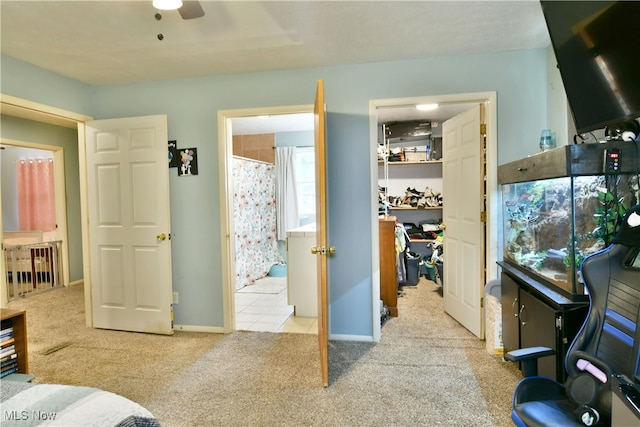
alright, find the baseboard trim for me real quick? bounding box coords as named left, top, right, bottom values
left=174, top=324, right=225, bottom=333
left=329, top=333, right=375, bottom=342
left=69, top=280, right=84, bottom=287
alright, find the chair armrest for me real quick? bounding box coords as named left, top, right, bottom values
left=568, top=350, right=613, bottom=381
left=505, top=346, right=555, bottom=377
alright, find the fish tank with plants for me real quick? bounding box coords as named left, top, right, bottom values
left=498, top=142, right=639, bottom=299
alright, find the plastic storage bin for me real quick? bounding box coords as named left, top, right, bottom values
left=404, top=254, right=420, bottom=286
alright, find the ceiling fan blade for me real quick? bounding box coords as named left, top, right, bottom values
left=179, top=1, right=205, bottom=20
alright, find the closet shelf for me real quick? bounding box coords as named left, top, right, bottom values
left=378, top=160, right=443, bottom=166
left=388, top=206, right=443, bottom=210
left=409, top=238, right=437, bottom=243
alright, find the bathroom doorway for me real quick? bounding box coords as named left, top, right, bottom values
left=219, top=107, right=318, bottom=334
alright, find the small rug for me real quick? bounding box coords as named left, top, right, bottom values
left=237, top=276, right=286, bottom=294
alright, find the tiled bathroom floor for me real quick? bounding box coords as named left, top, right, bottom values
left=235, top=282, right=317, bottom=334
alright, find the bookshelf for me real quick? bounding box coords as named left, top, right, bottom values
left=1, top=308, right=29, bottom=376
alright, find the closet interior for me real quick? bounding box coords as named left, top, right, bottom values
left=376, top=103, right=474, bottom=321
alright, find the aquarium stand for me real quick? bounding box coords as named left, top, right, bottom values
left=499, top=261, right=589, bottom=383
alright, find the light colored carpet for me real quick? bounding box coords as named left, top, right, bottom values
left=5, top=279, right=521, bottom=426
left=237, top=275, right=287, bottom=294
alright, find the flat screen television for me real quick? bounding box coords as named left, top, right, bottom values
left=540, top=1, right=640, bottom=135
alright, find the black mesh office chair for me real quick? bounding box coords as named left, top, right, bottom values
left=506, top=205, right=640, bottom=426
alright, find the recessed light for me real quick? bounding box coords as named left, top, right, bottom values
left=416, top=104, right=439, bottom=111
left=153, top=0, right=183, bottom=11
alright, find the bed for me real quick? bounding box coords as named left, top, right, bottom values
left=0, top=380, right=160, bottom=426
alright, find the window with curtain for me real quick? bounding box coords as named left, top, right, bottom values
left=275, top=147, right=299, bottom=240
left=17, top=158, right=56, bottom=232
left=294, top=147, right=316, bottom=226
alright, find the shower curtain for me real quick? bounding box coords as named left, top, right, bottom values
left=233, top=156, right=283, bottom=290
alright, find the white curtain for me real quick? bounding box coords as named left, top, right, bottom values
left=275, top=147, right=299, bottom=240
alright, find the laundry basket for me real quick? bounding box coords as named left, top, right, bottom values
left=484, top=279, right=503, bottom=356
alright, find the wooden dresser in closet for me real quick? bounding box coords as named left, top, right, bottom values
left=379, top=216, right=398, bottom=316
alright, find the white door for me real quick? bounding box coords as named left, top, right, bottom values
left=85, top=115, right=173, bottom=335
left=442, top=104, right=484, bottom=337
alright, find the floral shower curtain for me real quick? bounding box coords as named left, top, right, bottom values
left=17, top=158, right=56, bottom=232
left=233, top=156, right=283, bottom=290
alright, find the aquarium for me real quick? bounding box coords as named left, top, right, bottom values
left=499, top=142, right=639, bottom=298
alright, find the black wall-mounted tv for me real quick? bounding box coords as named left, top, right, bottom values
left=540, top=1, right=640, bottom=135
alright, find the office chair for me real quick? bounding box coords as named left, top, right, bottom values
left=505, top=205, right=640, bottom=426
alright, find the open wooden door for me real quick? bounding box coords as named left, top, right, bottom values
left=85, top=115, right=174, bottom=335
left=314, top=80, right=330, bottom=386
left=441, top=104, right=484, bottom=337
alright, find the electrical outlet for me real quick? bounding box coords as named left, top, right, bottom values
left=173, top=292, right=179, bottom=304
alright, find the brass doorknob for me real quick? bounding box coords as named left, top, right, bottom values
left=439, top=223, right=446, bottom=231
left=311, top=246, right=337, bottom=255
left=157, top=233, right=167, bottom=241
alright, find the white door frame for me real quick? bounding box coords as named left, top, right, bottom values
left=0, top=139, right=71, bottom=294
left=217, top=105, right=314, bottom=333
left=369, top=91, right=498, bottom=341
left=0, top=94, right=94, bottom=320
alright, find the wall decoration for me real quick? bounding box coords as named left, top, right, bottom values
left=178, top=147, right=198, bottom=176
left=168, top=140, right=179, bottom=168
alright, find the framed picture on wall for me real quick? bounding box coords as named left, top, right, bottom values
left=178, top=147, right=198, bottom=176
left=168, top=140, right=180, bottom=168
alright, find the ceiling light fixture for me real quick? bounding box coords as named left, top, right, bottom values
left=153, top=0, right=183, bottom=11
left=416, top=104, right=439, bottom=111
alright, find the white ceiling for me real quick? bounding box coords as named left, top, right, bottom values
left=0, top=0, right=551, bottom=134
left=231, top=102, right=478, bottom=135
left=232, top=112, right=315, bottom=134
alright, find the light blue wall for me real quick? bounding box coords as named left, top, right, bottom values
left=545, top=45, right=572, bottom=148
left=276, top=131, right=313, bottom=147
left=1, top=55, right=92, bottom=114
left=1, top=49, right=549, bottom=338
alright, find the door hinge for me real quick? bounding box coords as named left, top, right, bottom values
left=556, top=316, right=562, bottom=329
left=480, top=123, right=487, bottom=135
left=480, top=211, right=487, bottom=223
left=480, top=297, right=484, bottom=308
